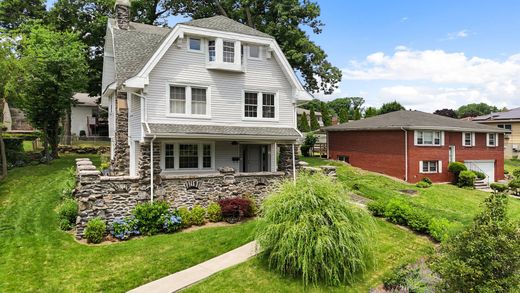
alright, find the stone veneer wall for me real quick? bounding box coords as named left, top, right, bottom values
left=278, top=144, right=300, bottom=174
left=111, top=92, right=129, bottom=175
left=74, top=158, right=286, bottom=239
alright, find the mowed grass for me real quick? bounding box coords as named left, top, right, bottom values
left=302, top=157, right=520, bottom=225
left=184, top=220, right=433, bottom=293
left=0, top=155, right=257, bottom=293
left=505, top=158, right=520, bottom=174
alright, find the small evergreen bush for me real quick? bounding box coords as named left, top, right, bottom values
left=428, top=217, right=458, bottom=242
left=448, top=161, right=467, bottom=175
left=472, top=170, right=486, bottom=180
left=508, top=179, right=520, bottom=196
left=218, top=197, right=253, bottom=223
left=513, top=168, right=520, bottom=179
left=406, top=211, right=430, bottom=233
left=84, top=218, right=106, bottom=244
left=367, top=200, right=386, bottom=217
left=457, top=170, right=476, bottom=188
left=206, top=202, right=222, bottom=222
left=190, top=205, right=206, bottom=226
left=256, top=172, right=374, bottom=286
left=178, top=207, right=193, bottom=228
left=384, top=199, right=412, bottom=226
left=490, top=183, right=508, bottom=193
left=56, top=198, right=78, bottom=230
left=132, top=201, right=170, bottom=235
left=415, top=181, right=431, bottom=188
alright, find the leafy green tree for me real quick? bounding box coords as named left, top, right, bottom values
left=457, top=103, right=500, bottom=118
left=432, top=193, right=520, bottom=292
left=433, top=108, right=458, bottom=118
left=131, top=0, right=177, bottom=25
left=298, top=112, right=310, bottom=132
left=364, top=107, right=378, bottom=118
left=301, top=98, right=323, bottom=113
left=320, top=102, right=332, bottom=126
left=339, top=108, right=349, bottom=123
left=309, top=109, right=320, bottom=131
left=17, top=24, right=88, bottom=160
left=379, top=101, right=405, bottom=115
left=328, top=97, right=351, bottom=117
left=172, top=0, right=341, bottom=94
left=0, top=0, right=46, bottom=30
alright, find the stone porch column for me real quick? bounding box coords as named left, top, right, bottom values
left=278, top=144, right=299, bottom=175
left=111, top=91, right=130, bottom=175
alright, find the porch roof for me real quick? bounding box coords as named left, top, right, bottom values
left=144, top=123, right=301, bottom=140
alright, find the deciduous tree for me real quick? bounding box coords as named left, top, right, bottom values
left=339, top=108, right=348, bottom=123
left=0, top=0, right=46, bottom=30
left=433, top=108, right=458, bottom=118
left=379, top=101, right=405, bottom=115
left=457, top=103, right=500, bottom=118
left=364, top=107, right=378, bottom=118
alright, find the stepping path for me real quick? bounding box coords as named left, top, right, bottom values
left=128, top=241, right=259, bottom=293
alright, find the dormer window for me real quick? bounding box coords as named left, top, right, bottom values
left=249, top=45, right=260, bottom=59
left=208, top=40, right=215, bottom=61
left=189, top=38, right=202, bottom=51
left=223, top=41, right=235, bottom=63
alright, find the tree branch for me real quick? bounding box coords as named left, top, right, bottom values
left=244, top=5, right=254, bottom=28
left=214, top=0, right=228, bottom=17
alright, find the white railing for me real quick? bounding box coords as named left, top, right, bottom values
left=465, top=162, right=489, bottom=186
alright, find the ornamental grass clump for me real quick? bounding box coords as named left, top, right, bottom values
left=256, top=172, right=375, bottom=287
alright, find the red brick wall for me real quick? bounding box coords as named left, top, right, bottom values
left=327, top=130, right=505, bottom=183
left=408, top=132, right=505, bottom=183
left=328, top=130, right=406, bottom=180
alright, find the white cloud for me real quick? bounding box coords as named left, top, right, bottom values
left=343, top=48, right=520, bottom=110
left=400, top=17, right=408, bottom=22
left=446, top=29, right=469, bottom=40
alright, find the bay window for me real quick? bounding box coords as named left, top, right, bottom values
left=208, top=40, right=216, bottom=61
left=243, top=91, right=277, bottom=120
left=223, top=41, right=235, bottom=63
left=168, top=85, right=209, bottom=117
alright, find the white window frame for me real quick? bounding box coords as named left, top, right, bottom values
left=241, top=90, right=279, bottom=121
left=161, top=141, right=215, bottom=172
left=187, top=37, right=203, bottom=53
left=419, top=160, right=442, bottom=174
left=166, top=83, right=211, bottom=119
left=462, top=132, right=475, bottom=147
left=248, top=45, right=261, bottom=60
left=223, top=40, right=235, bottom=63
left=486, top=133, right=499, bottom=147
left=414, top=130, right=444, bottom=146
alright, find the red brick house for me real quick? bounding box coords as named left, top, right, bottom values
left=324, top=110, right=507, bottom=183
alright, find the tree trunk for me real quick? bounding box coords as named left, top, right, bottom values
left=42, top=123, right=51, bottom=163
left=244, top=5, right=254, bottom=28
left=0, top=99, right=6, bottom=180
left=63, top=106, right=71, bottom=145
left=49, top=121, right=60, bottom=159
left=214, top=0, right=228, bottom=17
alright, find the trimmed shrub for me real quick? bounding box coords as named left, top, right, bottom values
left=416, top=181, right=431, bottom=188
left=508, top=179, right=520, bottom=196
left=457, top=170, right=476, bottom=188
left=178, top=207, right=193, bottom=228
left=421, top=177, right=432, bottom=185
left=132, top=201, right=170, bottom=235
left=256, top=172, right=374, bottom=286
left=206, top=202, right=222, bottom=222
left=190, top=205, right=206, bottom=226
left=448, top=161, right=467, bottom=175
left=428, top=217, right=456, bottom=242
left=218, top=197, right=253, bottom=223
left=432, top=193, right=520, bottom=292
left=84, top=218, right=106, bottom=244
left=513, top=168, right=520, bottom=179
left=367, top=200, right=386, bottom=217
left=472, top=170, right=486, bottom=180
left=384, top=199, right=412, bottom=226
left=490, top=183, right=508, bottom=193
left=56, top=199, right=78, bottom=230
left=406, top=211, right=430, bottom=233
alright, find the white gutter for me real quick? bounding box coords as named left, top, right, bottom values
left=401, top=127, right=408, bottom=182
left=150, top=135, right=157, bottom=203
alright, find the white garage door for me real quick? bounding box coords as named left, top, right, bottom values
left=464, top=160, right=495, bottom=183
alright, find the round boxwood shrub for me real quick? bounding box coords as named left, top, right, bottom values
left=513, top=168, right=520, bottom=179
left=206, top=202, right=222, bottom=222
left=416, top=181, right=431, bottom=188
left=457, top=170, right=476, bottom=188
left=84, top=218, right=106, bottom=244
left=490, top=183, right=508, bottom=194
left=256, top=172, right=374, bottom=286
left=56, top=198, right=78, bottom=230
left=190, top=205, right=206, bottom=226
left=448, top=162, right=467, bottom=175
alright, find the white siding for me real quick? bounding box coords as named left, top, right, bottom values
left=101, top=27, right=115, bottom=94
left=71, top=106, right=95, bottom=136
left=128, top=94, right=142, bottom=140
left=215, top=141, right=240, bottom=170
left=146, top=38, right=295, bottom=128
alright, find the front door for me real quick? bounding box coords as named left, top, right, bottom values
left=241, top=144, right=269, bottom=172
left=449, top=145, right=456, bottom=163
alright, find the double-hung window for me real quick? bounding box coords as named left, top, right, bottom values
left=243, top=91, right=276, bottom=119
left=420, top=161, right=440, bottom=173
left=487, top=133, right=498, bottom=147
left=208, top=40, right=216, bottom=61
left=223, top=41, right=235, bottom=63
left=462, top=132, right=474, bottom=147
left=415, top=130, right=442, bottom=146
left=163, top=143, right=214, bottom=170
left=168, top=85, right=209, bottom=117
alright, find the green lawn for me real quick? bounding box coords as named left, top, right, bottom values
left=303, top=157, right=520, bottom=225
left=184, top=220, right=433, bottom=293
left=0, top=155, right=256, bottom=293
left=505, top=159, right=520, bottom=174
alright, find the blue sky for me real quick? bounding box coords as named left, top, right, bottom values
left=46, top=0, right=520, bottom=111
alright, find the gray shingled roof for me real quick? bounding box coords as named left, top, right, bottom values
left=181, top=15, right=273, bottom=39
left=473, top=107, right=520, bottom=121
left=324, top=110, right=508, bottom=133
left=145, top=123, right=301, bottom=139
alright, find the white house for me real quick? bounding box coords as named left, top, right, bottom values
left=102, top=0, right=312, bottom=178
left=71, top=93, right=99, bottom=137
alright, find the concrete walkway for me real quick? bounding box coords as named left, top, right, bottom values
left=128, top=241, right=259, bottom=293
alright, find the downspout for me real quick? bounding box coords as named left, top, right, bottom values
left=292, top=143, right=296, bottom=183
left=150, top=134, right=157, bottom=203
left=401, top=127, right=408, bottom=182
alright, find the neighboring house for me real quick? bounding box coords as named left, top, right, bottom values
left=472, top=107, right=520, bottom=158
left=324, top=110, right=507, bottom=184
left=2, top=101, right=35, bottom=134
left=297, top=108, right=323, bottom=127
left=71, top=93, right=108, bottom=137
left=101, top=1, right=311, bottom=180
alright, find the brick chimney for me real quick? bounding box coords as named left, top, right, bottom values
left=115, top=0, right=131, bottom=30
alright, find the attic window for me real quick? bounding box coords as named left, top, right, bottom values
left=189, top=38, right=201, bottom=51
left=249, top=45, right=260, bottom=58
